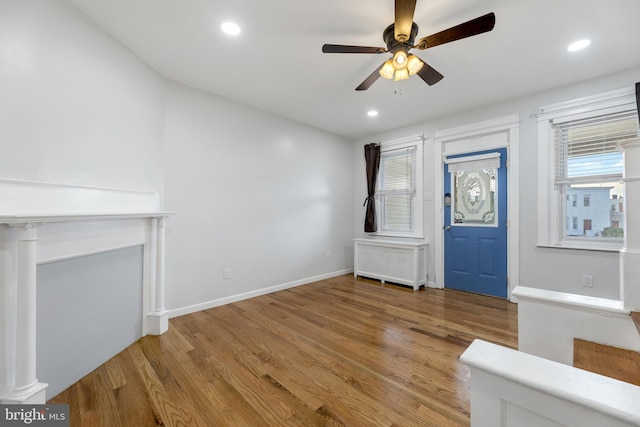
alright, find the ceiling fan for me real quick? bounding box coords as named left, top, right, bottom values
left=321, top=0, right=495, bottom=90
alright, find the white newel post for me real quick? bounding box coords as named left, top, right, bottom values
left=619, top=138, right=640, bottom=312
left=1, top=223, right=48, bottom=404
left=147, top=216, right=169, bottom=335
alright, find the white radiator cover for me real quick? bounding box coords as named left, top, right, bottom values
left=353, top=238, right=428, bottom=290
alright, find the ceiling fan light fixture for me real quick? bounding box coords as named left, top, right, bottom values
left=321, top=4, right=497, bottom=91
left=394, top=67, right=409, bottom=81
left=380, top=60, right=395, bottom=80
left=406, top=55, right=423, bottom=75
left=392, top=50, right=408, bottom=70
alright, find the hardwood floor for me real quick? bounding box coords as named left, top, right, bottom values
left=49, top=274, right=518, bottom=426
left=574, top=338, right=640, bottom=386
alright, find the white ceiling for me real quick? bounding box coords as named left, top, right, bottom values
left=65, top=0, right=640, bottom=140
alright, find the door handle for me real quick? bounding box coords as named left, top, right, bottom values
left=444, top=226, right=451, bottom=231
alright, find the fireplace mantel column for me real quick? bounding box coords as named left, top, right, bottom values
left=1, top=223, right=48, bottom=404
left=618, top=138, right=640, bottom=312
left=147, top=216, right=169, bottom=335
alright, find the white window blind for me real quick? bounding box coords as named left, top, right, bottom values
left=378, top=146, right=416, bottom=231
left=445, top=152, right=501, bottom=171
left=553, top=110, right=638, bottom=185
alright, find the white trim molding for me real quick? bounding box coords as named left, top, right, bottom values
left=378, top=133, right=427, bottom=148
left=433, top=114, right=520, bottom=301
left=618, top=138, right=640, bottom=311
left=535, top=86, right=635, bottom=120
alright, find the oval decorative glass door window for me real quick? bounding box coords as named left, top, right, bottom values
left=453, top=168, right=497, bottom=225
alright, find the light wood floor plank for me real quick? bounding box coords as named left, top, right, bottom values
left=49, top=274, right=518, bottom=426
left=574, top=338, right=640, bottom=386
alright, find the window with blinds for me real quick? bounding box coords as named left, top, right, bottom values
left=554, top=110, right=638, bottom=184
left=537, top=86, right=638, bottom=249
left=377, top=146, right=416, bottom=231
left=552, top=109, right=638, bottom=241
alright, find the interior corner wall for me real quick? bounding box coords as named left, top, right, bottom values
left=163, top=82, right=354, bottom=313
left=0, top=0, right=165, bottom=193
left=1, top=0, right=355, bottom=373
left=353, top=67, right=640, bottom=300
left=0, top=0, right=166, bottom=400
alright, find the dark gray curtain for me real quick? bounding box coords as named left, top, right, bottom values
left=364, top=143, right=381, bottom=233
left=635, top=82, right=640, bottom=121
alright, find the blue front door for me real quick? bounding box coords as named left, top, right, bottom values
left=444, top=148, right=507, bottom=298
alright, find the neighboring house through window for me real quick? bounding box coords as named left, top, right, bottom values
left=537, top=86, right=638, bottom=250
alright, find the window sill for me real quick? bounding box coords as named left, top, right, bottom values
left=536, top=243, right=621, bottom=253
left=373, top=231, right=425, bottom=240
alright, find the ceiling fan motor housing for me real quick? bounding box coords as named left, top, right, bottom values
left=383, top=22, right=419, bottom=54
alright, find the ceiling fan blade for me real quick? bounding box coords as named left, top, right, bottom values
left=355, top=63, right=385, bottom=91
left=322, top=44, right=387, bottom=54
left=395, top=0, right=417, bottom=42
left=413, top=12, right=495, bottom=50
left=416, top=61, right=444, bottom=86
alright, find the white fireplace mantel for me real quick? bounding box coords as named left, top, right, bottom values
left=0, top=212, right=173, bottom=224
left=0, top=210, right=174, bottom=405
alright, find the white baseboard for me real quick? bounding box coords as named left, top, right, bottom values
left=169, top=268, right=354, bottom=318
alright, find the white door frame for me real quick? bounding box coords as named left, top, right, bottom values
left=433, top=115, right=520, bottom=302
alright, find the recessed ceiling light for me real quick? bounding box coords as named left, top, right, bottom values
left=567, top=39, right=591, bottom=52
left=221, top=22, right=241, bottom=36
left=367, top=110, right=378, bottom=117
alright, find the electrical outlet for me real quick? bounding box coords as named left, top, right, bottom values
left=325, top=251, right=331, bottom=260
left=223, top=267, right=231, bottom=280
left=582, top=274, right=593, bottom=288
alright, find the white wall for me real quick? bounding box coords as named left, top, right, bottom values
left=0, top=0, right=165, bottom=193
left=353, top=67, right=640, bottom=300
left=163, top=83, right=354, bottom=313
left=0, top=0, right=166, bottom=400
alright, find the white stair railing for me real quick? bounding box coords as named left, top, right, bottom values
left=460, top=339, right=640, bottom=427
